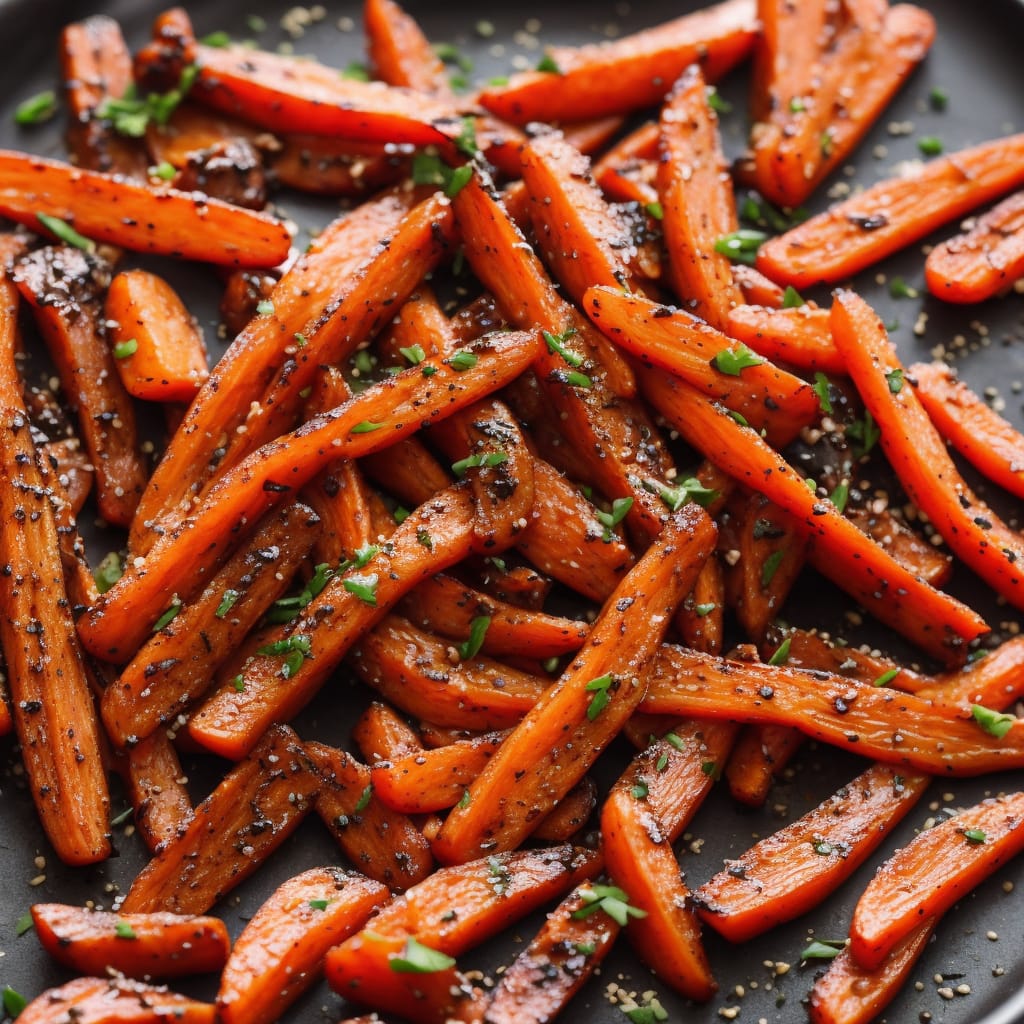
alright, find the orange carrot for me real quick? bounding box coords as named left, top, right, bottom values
left=847, top=506, right=953, bottom=587
left=676, top=556, right=726, bottom=655
left=121, top=732, right=194, bottom=854
left=352, top=702, right=423, bottom=763
left=16, top=977, right=215, bottom=1024
left=724, top=723, right=805, bottom=807
left=724, top=303, right=846, bottom=375
left=733, top=264, right=787, bottom=308
left=364, top=0, right=453, bottom=96
left=31, top=903, right=229, bottom=979
left=532, top=777, right=599, bottom=842
left=591, top=121, right=659, bottom=205
left=217, top=867, right=389, bottom=1024
left=915, top=636, right=1024, bottom=715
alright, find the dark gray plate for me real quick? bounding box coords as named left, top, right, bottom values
left=1, top=1, right=1023, bottom=1022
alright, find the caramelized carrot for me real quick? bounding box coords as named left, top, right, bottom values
left=757, top=133, right=1024, bottom=287
left=733, top=264, right=787, bottom=308
left=364, top=0, right=452, bottom=95
left=916, top=636, right=1024, bottom=715
left=352, top=702, right=422, bottom=762
left=925, top=189, right=1024, bottom=302
left=676, top=556, right=726, bottom=655
left=532, top=777, right=599, bottom=842
left=724, top=303, right=847, bottom=375
left=724, top=723, right=805, bottom=807
left=122, top=732, right=194, bottom=854
left=31, top=903, right=229, bottom=979
left=849, top=790, right=1024, bottom=969
left=592, top=121, right=660, bottom=205
left=121, top=725, right=319, bottom=914
left=433, top=506, right=716, bottom=863
left=695, top=764, right=930, bottom=942
left=217, top=867, right=388, bottom=1024
left=17, top=977, right=215, bottom=1024
left=847, top=506, right=953, bottom=587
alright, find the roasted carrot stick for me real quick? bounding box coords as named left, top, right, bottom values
left=364, top=0, right=453, bottom=96
left=121, top=725, right=319, bottom=914
left=676, top=556, right=726, bottom=655
left=695, top=764, right=930, bottom=942
left=217, top=867, right=388, bottom=1024
left=31, top=903, right=229, bottom=979
left=733, top=264, right=787, bottom=308
left=305, top=741, right=434, bottom=891
left=532, top=777, right=599, bottom=842
left=642, top=645, right=1024, bottom=776
left=267, top=134, right=407, bottom=197
left=925, top=189, right=1024, bottom=301
left=757, top=133, right=1024, bottom=287
left=808, top=918, right=937, bottom=1024
left=16, top=977, right=216, bottom=1024
left=849, top=790, right=1024, bottom=969
left=909, top=360, right=1024, bottom=501
left=847, top=506, right=953, bottom=587
left=724, top=723, right=805, bottom=807
left=724, top=303, right=847, bottom=375
left=477, top=0, right=757, bottom=123
left=121, top=731, right=194, bottom=854
left=592, top=121, right=660, bottom=205
left=433, top=505, right=716, bottom=863
left=915, top=636, right=1024, bottom=714
left=637, top=366, right=988, bottom=662
left=832, top=290, right=1024, bottom=613
left=352, top=701, right=423, bottom=762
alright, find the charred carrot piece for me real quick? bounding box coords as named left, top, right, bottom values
left=909, top=360, right=1024, bottom=501
left=144, top=104, right=263, bottom=171
left=217, top=867, right=388, bottom=1024
left=585, top=286, right=820, bottom=446
left=849, top=790, right=1024, bottom=969
left=14, top=246, right=147, bottom=527
left=434, top=505, right=717, bottom=864
left=477, top=0, right=757, bottom=123
left=642, top=644, right=1024, bottom=776
left=483, top=886, right=619, bottom=1024
left=808, top=918, right=936, bottom=1024
left=122, top=732, right=194, bottom=854
left=676, top=556, right=726, bottom=655
left=915, top=636, right=1024, bottom=715
left=79, top=330, right=540, bottom=662
left=592, top=121, right=660, bottom=205
left=267, top=134, right=407, bottom=196
left=121, top=725, right=319, bottom=914
left=101, top=502, right=319, bottom=745
left=847, top=506, right=952, bottom=587
left=925, top=190, right=1024, bottom=302
left=657, top=65, right=743, bottom=330
left=350, top=615, right=548, bottom=730
left=31, top=903, right=229, bottom=979
left=0, top=149, right=290, bottom=267
left=833, top=290, right=1024, bottom=613
left=532, top=777, right=599, bottom=842
left=638, top=366, right=988, bottom=662
left=695, top=764, right=930, bottom=943
left=724, top=303, right=846, bottom=375
left=0, top=266, right=110, bottom=865
left=352, top=701, right=423, bottom=762
left=17, top=977, right=215, bottom=1024
left=42, top=438, right=93, bottom=517
left=757, top=133, right=1024, bottom=287
left=305, top=741, right=434, bottom=891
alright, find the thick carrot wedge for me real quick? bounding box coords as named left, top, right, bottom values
left=733, top=264, right=787, bottom=308
left=642, top=645, right=1024, bottom=776
left=849, top=790, right=1024, bottom=969
left=925, top=189, right=1024, bottom=301
left=122, top=732, right=194, bottom=854
left=0, top=149, right=290, bottom=267
left=305, top=741, right=433, bottom=891
left=477, top=0, right=757, bottom=123
left=757, top=133, right=1024, bottom=287
left=17, top=977, right=215, bottom=1024
left=638, top=366, right=988, bottom=662
left=352, top=702, right=423, bottom=762
left=31, top=904, right=229, bottom=979
left=483, top=887, right=619, bottom=1024
left=724, top=723, right=804, bottom=807
left=910, top=360, right=1024, bottom=501
left=0, top=266, right=110, bottom=865
left=267, top=134, right=407, bottom=197
left=695, top=764, right=929, bottom=943
left=724, top=303, right=846, bottom=375
left=364, top=0, right=452, bottom=95
left=79, top=330, right=540, bottom=661
left=832, top=291, right=1024, bottom=613
left=433, top=505, right=716, bottom=863
left=585, top=286, right=820, bottom=446
left=105, top=269, right=209, bottom=403
left=217, top=867, right=388, bottom=1024
left=121, top=725, right=319, bottom=914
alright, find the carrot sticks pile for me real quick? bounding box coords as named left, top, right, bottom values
left=1, top=2, right=1024, bottom=1023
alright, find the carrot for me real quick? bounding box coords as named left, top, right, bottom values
left=849, top=790, right=1024, bottom=969
left=0, top=149, right=290, bottom=267
left=217, top=867, right=388, bottom=1024
left=724, top=723, right=805, bottom=807
left=733, top=264, right=787, bottom=308
left=121, top=732, right=194, bottom=854
left=477, top=0, right=757, bottom=123
left=584, top=285, right=820, bottom=446
left=144, top=104, right=262, bottom=171
left=676, top=556, right=726, bottom=655
left=915, top=636, right=1024, bottom=715
left=267, top=134, right=407, bottom=197
left=0, top=265, right=110, bottom=866
left=637, top=365, right=988, bottom=662
left=31, top=903, right=229, bottom=979
left=925, top=189, right=1024, bottom=302
left=756, top=133, right=1024, bottom=287
left=909, top=359, right=1024, bottom=501
left=16, top=977, right=215, bottom=1024
left=483, top=887, right=620, bottom=1024
left=14, top=245, right=148, bottom=528
left=831, top=290, right=1024, bottom=613
left=433, top=505, right=716, bottom=864
left=807, top=919, right=937, bottom=1024
left=41, top=438, right=93, bottom=517
left=352, top=701, right=422, bottom=762
left=121, top=725, right=319, bottom=914
left=695, top=764, right=930, bottom=943
left=724, top=303, right=847, bottom=376
left=591, top=121, right=659, bottom=205
left=532, top=777, right=599, bottom=842
left=847, top=506, right=953, bottom=587
left=364, top=0, right=453, bottom=96
left=101, top=502, right=319, bottom=746
left=642, top=644, right=1024, bottom=776
left=305, top=741, right=434, bottom=892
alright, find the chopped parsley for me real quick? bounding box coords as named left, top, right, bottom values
left=459, top=616, right=491, bottom=660
left=390, top=936, right=456, bottom=973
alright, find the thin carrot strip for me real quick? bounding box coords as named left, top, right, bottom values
left=915, top=636, right=1024, bottom=714
left=724, top=723, right=805, bottom=807
left=695, top=764, right=930, bottom=942
left=17, top=977, right=215, bottom=1024
left=122, top=732, right=194, bottom=854
left=433, top=505, right=717, bottom=863
left=676, top=556, right=726, bottom=655
left=724, top=303, right=846, bottom=375
left=847, top=506, right=953, bottom=587
left=364, top=0, right=452, bottom=95
left=733, top=265, right=787, bottom=308
left=831, top=290, right=1024, bottom=613
left=756, top=133, right=1024, bottom=287
left=532, top=777, right=598, bottom=842
left=592, top=121, right=659, bottom=205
